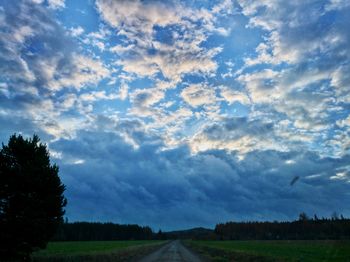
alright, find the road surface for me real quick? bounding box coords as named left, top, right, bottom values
left=138, top=240, right=203, bottom=262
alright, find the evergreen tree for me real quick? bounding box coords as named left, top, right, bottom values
left=0, top=134, right=67, bottom=260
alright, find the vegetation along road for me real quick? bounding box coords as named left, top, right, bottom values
left=139, top=240, right=202, bottom=262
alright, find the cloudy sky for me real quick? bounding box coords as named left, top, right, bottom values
left=1, top=0, right=350, bottom=230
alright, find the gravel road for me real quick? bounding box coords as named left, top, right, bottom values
left=138, top=240, right=203, bottom=262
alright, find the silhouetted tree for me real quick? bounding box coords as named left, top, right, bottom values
left=0, top=134, right=67, bottom=260
left=298, top=212, right=309, bottom=221
left=157, top=229, right=166, bottom=240
left=332, top=211, right=339, bottom=220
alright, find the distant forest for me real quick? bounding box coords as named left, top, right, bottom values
left=52, top=222, right=155, bottom=241
left=215, top=213, right=350, bottom=240
left=53, top=213, right=350, bottom=241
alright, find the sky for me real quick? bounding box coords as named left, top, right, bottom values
left=0, top=0, right=350, bottom=230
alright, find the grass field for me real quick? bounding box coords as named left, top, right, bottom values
left=186, top=240, right=350, bottom=262
left=32, top=240, right=166, bottom=261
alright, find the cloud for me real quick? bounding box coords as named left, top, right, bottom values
left=118, top=82, right=129, bottom=100
left=97, top=0, right=225, bottom=83
left=219, top=86, right=250, bottom=105
left=47, top=0, right=65, bottom=9
left=188, top=117, right=283, bottom=154
left=129, top=88, right=165, bottom=117
left=70, top=26, right=84, bottom=37
left=80, top=91, right=118, bottom=102
left=0, top=1, right=113, bottom=140
left=181, top=84, right=217, bottom=108
left=239, top=0, right=350, bottom=66
left=325, top=0, right=350, bottom=11
left=232, top=0, right=350, bottom=157
left=48, top=54, right=110, bottom=91
left=237, top=69, right=280, bottom=104
left=0, top=1, right=110, bottom=94
left=91, top=0, right=232, bottom=140
left=96, top=0, right=182, bottom=33
left=47, top=118, right=350, bottom=229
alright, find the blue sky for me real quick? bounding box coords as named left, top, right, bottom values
left=1, top=0, right=350, bottom=230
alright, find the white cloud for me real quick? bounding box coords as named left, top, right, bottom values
left=130, top=88, right=164, bottom=108
left=189, top=133, right=282, bottom=155
left=115, top=57, right=159, bottom=78
left=49, top=54, right=110, bottom=90
left=70, top=26, right=84, bottom=37
left=73, top=159, right=85, bottom=165
left=325, top=0, right=350, bottom=11
left=80, top=27, right=111, bottom=52
left=47, top=0, right=65, bottom=9
left=13, top=25, right=34, bottom=43
left=49, top=149, right=63, bottom=159
left=60, top=93, right=77, bottom=110
left=129, top=88, right=165, bottom=117
left=80, top=91, right=118, bottom=102
left=96, top=0, right=182, bottom=34
left=96, top=0, right=225, bottom=83
left=212, top=0, right=234, bottom=15
left=0, top=82, right=10, bottom=98
left=92, top=40, right=105, bottom=51
left=237, top=69, right=280, bottom=104
left=240, top=1, right=350, bottom=67
left=330, top=172, right=348, bottom=180
left=337, top=116, right=350, bottom=128
left=188, top=117, right=284, bottom=155
left=110, top=44, right=135, bottom=54
left=219, top=86, right=250, bottom=105
left=181, top=84, right=217, bottom=108
left=118, top=82, right=129, bottom=100
left=330, top=64, right=350, bottom=103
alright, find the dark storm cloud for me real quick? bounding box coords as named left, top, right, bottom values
left=49, top=120, right=350, bottom=230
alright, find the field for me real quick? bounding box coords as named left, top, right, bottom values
left=186, top=240, right=350, bottom=262
left=32, top=240, right=166, bottom=262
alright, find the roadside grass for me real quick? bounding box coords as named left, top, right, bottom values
left=185, top=240, right=350, bottom=262
left=32, top=240, right=167, bottom=262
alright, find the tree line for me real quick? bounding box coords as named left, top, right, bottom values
left=52, top=222, right=155, bottom=241
left=215, top=213, right=350, bottom=240
left=55, top=213, right=350, bottom=242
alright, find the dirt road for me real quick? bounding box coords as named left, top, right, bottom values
left=138, top=240, right=203, bottom=262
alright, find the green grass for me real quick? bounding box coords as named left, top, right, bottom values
left=186, top=240, right=350, bottom=262
left=34, top=240, right=163, bottom=256
left=32, top=240, right=166, bottom=261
